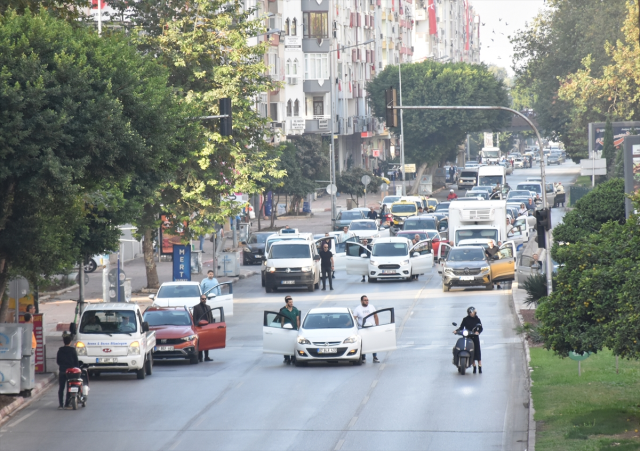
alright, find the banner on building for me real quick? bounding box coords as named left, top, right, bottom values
left=623, top=135, right=640, bottom=217
left=428, top=0, right=437, bottom=35
left=484, top=133, right=494, bottom=147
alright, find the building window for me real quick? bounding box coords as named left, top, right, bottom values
left=292, top=18, right=297, bottom=36
left=313, top=97, right=324, bottom=116
left=287, top=100, right=292, bottom=117
left=304, top=53, right=329, bottom=80
left=294, top=99, right=300, bottom=117
left=285, top=18, right=290, bottom=35
left=303, top=12, right=328, bottom=38
left=293, top=58, right=298, bottom=75
left=268, top=51, right=279, bottom=76
left=286, top=58, right=291, bottom=76
left=270, top=103, right=279, bottom=121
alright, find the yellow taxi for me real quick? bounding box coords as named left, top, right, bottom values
left=425, top=198, right=439, bottom=212
left=389, top=200, right=418, bottom=235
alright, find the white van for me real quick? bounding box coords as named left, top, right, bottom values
left=477, top=165, right=506, bottom=187
left=264, top=240, right=322, bottom=292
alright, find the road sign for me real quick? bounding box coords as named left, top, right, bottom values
left=568, top=351, right=591, bottom=361
left=326, top=184, right=337, bottom=195
left=404, top=164, right=416, bottom=173
left=380, top=183, right=389, bottom=192
left=361, top=175, right=371, bottom=186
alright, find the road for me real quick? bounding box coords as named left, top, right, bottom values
left=1, top=270, right=529, bottom=451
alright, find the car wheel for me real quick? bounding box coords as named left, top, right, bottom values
left=261, top=275, right=265, bottom=287
left=368, top=277, right=377, bottom=283
left=307, top=284, right=314, bottom=292
left=352, top=353, right=363, bottom=366
left=84, top=260, right=97, bottom=273
left=294, top=359, right=307, bottom=367
left=136, top=362, right=146, bottom=380
left=442, top=281, right=450, bottom=292
left=71, top=396, right=78, bottom=410
left=189, top=347, right=199, bottom=365
left=145, top=353, right=153, bottom=376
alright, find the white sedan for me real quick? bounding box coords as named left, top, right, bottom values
left=149, top=281, right=234, bottom=316
left=262, top=307, right=396, bottom=366
left=348, top=219, right=386, bottom=241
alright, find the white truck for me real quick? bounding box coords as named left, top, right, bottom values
left=74, top=303, right=156, bottom=380
left=447, top=200, right=508, bottom=247
left=480, top=147, right=501, bottom=164
left=477, top=165, right=507, bottom=188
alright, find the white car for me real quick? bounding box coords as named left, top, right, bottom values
left=345, top=237, right=433, bottom=282
left=348, top=219, right=383, bottom=241
left=262, top=307, right=397, bottom=366
left=514, top=158, right=524, bottom=169
left=150, top=281, right=234, bottom=316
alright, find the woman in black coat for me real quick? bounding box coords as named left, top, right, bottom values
left=455, top=306, right=483, bottom=373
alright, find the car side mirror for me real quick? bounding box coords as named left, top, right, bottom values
left=197, top=320, right=209, bottom=326
left=283, top=323, right=293, bottom=329
left=412, top=252, right=420, bottom=257
left=142, top=321, right=150, bottom=332
left=360, top=253, right=368, bottom=258
left=148, top=294, right=155, bottom=300
left=313, top=255, right=321, bottom=261
left=452, top=322, right=457, bottom=326
left=207, top=294, right=216, bottom=299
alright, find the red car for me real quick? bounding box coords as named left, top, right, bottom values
left=143, top=306, right=226, bottom=364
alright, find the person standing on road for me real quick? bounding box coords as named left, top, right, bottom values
left=484, top=240, right=501, bottom=289
left=339, top=226, right=351, bottom=243
left=280, top=296, right=300, bottom=364
left=57, top=333, right=79, bottom=409
left=352, top=296, right=380, bottom=363
left=454, top=307, right=483, bottom=373
left=360, top=239, right=372, bottom=282
left=447, top=189, right=458, bottom=201
left=201, top=270, right=221, bottom=297
left=319, top=243, right=334, bottom=290
left=193, top=295, right=214, bottom=362
left=367, top=207, right=378, bottom=220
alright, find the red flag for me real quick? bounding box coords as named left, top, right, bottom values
left=465, top=1, right=470, bottom=51
left=92, top=0, right=107, bottom=8
left=428, top=0, right=437, bottom=35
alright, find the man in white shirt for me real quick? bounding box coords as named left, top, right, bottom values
left=352, top=295, right=380, bottom=363
left=339, top=226, right=351, bottom=243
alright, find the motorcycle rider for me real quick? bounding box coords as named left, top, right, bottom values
left=447, top=189, right=458, bottom=201
left=453, top=307, right=483, bottom=373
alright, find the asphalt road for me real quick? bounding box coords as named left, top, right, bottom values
left=1, top=266, right=529, bottom=451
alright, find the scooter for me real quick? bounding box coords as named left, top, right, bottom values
left=451, top=323, right=481, bottom=375
left=66, top=365, right=90, bottom=410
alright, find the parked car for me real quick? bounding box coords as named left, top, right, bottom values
left=334, top=210, right=366, bottom=231
left=242, top=232, right=273, bottom=265
left=348, top=219, right=384, bottom=241
left=150, top=281, right=234, bottom=317
left=83, top=254, right=108, bottom=273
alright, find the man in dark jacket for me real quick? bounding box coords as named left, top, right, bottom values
left=318, top=243, right=334, bottom=290
left=193, top=295, right=214, bottom=362
left=57, top=334, right=79, bottom=409
left=367, top=207, right=378, bottom=220
left=454, top=306, right=483, bottom=373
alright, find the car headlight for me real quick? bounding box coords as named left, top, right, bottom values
left=128, top=341, right=140, bottom=355
left=370, top=260, right=379, bottom=267
left=76, top=341, right=87, bottom=356
left=267, top=266, right=276, bottom=273
left=301, top=266, right=312, bottom=272
left=181, top=334, right=197, bottom=342
left=401, top=260, right=410, bottom=266
left=481, top=266, right=490, bottom=273
left=243, top=247, right=251, bottom=253
left=444, top=268, right=454, bottom=274
left=297, top=337, right=311, bottom=344
left=343, top=336, right=358, bottom=344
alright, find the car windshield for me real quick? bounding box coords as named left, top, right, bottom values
left=157, top=285, right=200, bottom=298
left=435, top=203, right=450, bottom=211
left=80, top=310, right=137, bottom=334
left=447, top=248, right=486, bottom=262
left=460, top=171, right=477, bottom=178
left=143, top=310, right=192, bottom=326
left=270, top=244, right=310, bottom=259
left=382, top=196, right=401, bottom=204
left=266, top=237, right=304, bottom=253
left=517, top=184, right=542, bottom=193
left=507, top=190, right=532, bottom=199
left=427, top=199, right=438, bottom=206
left=391, top=204, right=417, bottom=213
left=455, top=229, right=499, bottom=243
left=478, top=176, right=503, bottom=186
left=303, top=313, right=354, bottom=329
left=482, top=150, right=500, bottom=158
left=340, top=211, right=363, bottom=220
left=248, top=234, right=268, bottom=244
left=350, top=221, right=377, bottom=230
left=404, top=219, right=437, bottom=230
left=372, top=242, right=408, bottom=257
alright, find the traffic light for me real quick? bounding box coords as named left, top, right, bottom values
left=385, top=87, right=398, bottom=127
left=535, top=208, right=551, bottom=248
left=220, top=97, right=232, bottom=136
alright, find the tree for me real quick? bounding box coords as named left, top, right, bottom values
left=367, top=61, right=510, bottom=171
left=1, top=0, right=89, bottom=22
left=551, top=178, right=626, bottom=245
left=336, top=168, right=383, bottom=206
left=511, top=0, right=628, bottom=161
left=602, top=118, right=615, bottom=170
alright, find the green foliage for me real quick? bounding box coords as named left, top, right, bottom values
left=522, top=273, right=549, bottom=307
left=602, top=118, right=615, bottom=163
left=336, top=168, right=383, bottom=203
left=552, top=178, right=626, bottom=245
left=367, top=61, right=510, bottom=166
left=1, top=1, right=90, bottom=22
left=511, top=0, right=628, bottom=161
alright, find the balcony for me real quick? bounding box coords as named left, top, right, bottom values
left=303, top=79, right=331, bottom=93
left=301, top=0, right=329, bottom=11
left=305, top=116, right=331, bottom=133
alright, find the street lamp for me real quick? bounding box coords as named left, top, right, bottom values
left=328, top=39, right=375, bottom=227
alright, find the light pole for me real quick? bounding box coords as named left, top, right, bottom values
left=328, top=39, right=375, bottom=227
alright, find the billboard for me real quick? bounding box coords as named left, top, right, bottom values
left=159, top=214, right=185, bottom=255
left=623, top=135, right=640, bottom=218
left=589, top=121, right=640, bottom=155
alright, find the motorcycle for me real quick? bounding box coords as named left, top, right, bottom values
left=66, top=365, right=90, bottom=410
left=451, top=323, right=481, bottom=375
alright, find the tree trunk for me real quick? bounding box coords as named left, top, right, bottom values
left=270, top=194, right=280, bottom=229
left=142, top=226, right=160, bottom=289
left=0, top=259, right=10, bottom=323
left=257, top=195, right=262, bottom=231
left=409, top=163, right=428, bottom=194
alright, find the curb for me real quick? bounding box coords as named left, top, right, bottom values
left=511, top=282, right=536, bottom=451
left=0, top=373, right=56, bottom=426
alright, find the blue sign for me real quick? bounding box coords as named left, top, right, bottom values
left=173, top=245, right=191, bottom=281
left=265, top=191, right=273, bottom=216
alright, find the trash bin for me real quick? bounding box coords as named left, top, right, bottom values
left=346, top=198, right=355, bottom=210
left=191, top=250, right=203, bottom=274
left=217, top=251, right=241, bottom=277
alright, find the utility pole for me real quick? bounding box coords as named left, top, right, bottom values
left=398, top=64, right=406, bottom=195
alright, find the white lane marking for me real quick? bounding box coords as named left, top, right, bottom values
left=168, top=439, right=182, bottom=451
left=43, top=401, right=53, bottom=407
left=361, top=396, right=369, bottom=405
left=334, top=439, right=345, bottom=450
left=235, top=381, right=244, bottom=389
left=370, top=380, right=378, bottom=389
left=379, top=363, right=386, bottom=371
left=7, top=410, right=36, bottom=427
left=192, top=416, right=206, bottom=428
left=348, top=416, right=358, bottom=428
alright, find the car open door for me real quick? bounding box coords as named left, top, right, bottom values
left=262, top=311, right=297, bottom=355
left=315, top=236, right=336, bottom=254
left=489, top=241, right=516, bottom=282
left=360, top=308, right=396, bottom=354
left=345, top=242, right=370, bottom=276
left=195, top=307, right=227, bottom=351
left=204, top=282, right=234, bottom=317
left=437, top=243, right=452, bottom=274
left=409, top=240, right=434, bottom=274
left=517, top=254, right=534, bottom=286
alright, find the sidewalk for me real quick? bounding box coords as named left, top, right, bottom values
left=0, top=373, right=56, bottom=426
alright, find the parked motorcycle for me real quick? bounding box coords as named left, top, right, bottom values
left=451, top=323, right=481, bottom=375
left=66, top=365, right=90, bottom=409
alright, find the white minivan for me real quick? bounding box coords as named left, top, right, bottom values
left=263, top=240, right=322, bottom=292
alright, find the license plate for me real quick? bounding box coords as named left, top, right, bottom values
left=281, top=280, right=295, bottom=285
left=318, top=348, right=338, bottom=354
left=69, top=387, right=79, bottom=392
left=96, top=357, right=118, bottom=363
left=254, top=254, right=260, bottom=258
left=460, top=276, right=475, bottom=281
left=156, top=346, right=174, bottom=351
left=381, top=270, right=396, bottom=274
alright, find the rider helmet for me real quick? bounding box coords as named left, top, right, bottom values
left=467, top=306, right=476, bottom=315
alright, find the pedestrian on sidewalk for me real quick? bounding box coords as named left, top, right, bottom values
left=280, top=296, right=300, bottom=365
left=201, top=270, right=221, bottom=297
left=352, top=296, right=379, bottom=363
left=193, top=295, right=214, bottom=362
left=57, top=334, right=79, bottom=409
left=24, top=313, right=36, bottom=351
left=319, top=243, right=334, bottom=290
